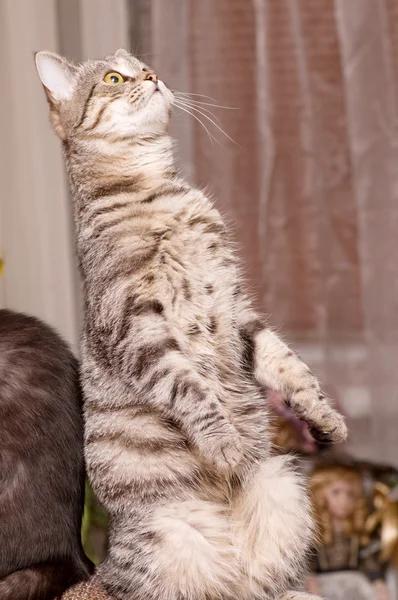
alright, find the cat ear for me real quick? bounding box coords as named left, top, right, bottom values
left=35, top=51, right=77, bottom=102
left=115, top=48, right=129, bottom=58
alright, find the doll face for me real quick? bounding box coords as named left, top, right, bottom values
left=324, top=479, right=357, bottom=520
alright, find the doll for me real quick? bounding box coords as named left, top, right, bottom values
left=306, top=463, right=392, bottom=600
left=363, top=481, right=398, bottom=596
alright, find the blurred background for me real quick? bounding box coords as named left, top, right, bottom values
left=1, top=0, right=398, bottom=584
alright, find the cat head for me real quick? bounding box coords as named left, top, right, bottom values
left=35, top=49, right=174, bottom=141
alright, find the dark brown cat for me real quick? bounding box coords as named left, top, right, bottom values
left=0, top=309, right=92, bottom=600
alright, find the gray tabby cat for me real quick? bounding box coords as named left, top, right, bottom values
left=36, top=49, right=347, bottom=600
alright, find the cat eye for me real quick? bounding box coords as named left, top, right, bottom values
left=104, top=72, right=125, bottom=85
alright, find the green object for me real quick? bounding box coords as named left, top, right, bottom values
left=82, top=480, right=108, bottom=564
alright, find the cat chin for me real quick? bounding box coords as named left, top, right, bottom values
left=130, top=97, right=171, bottom=132
left=148, top=88, right=173, bottom=110
left=100, top=96, right=170, bottom=138
left=112, top=113, right=170, bottom=138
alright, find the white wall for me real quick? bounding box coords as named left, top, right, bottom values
left=0, top=0, right=129, bottom=351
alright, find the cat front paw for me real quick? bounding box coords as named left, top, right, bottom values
left=290, top=387, right=348, bottom=445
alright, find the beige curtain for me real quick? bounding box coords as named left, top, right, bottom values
left=0, top=0, right=129, bottom=350
left=140, top=0, right=398, bottom=464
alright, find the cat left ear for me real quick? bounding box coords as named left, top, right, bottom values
left=115, top=48, right=129, bottom=58
left=35, top=51, right=77, bottom=103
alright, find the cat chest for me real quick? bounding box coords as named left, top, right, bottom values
left=160, top=243, right=235, bottom=332
left=156, top=264, right=239, bottom=384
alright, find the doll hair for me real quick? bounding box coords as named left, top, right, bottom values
left=310, top=464, right=369, bottom=546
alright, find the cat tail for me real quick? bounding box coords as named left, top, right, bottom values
left=0, top=559, right=91, bottom=600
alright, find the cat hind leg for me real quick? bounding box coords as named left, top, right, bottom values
left=232, top=455, right=315, bottom=600
left=149, top=499, right=241, bottom=600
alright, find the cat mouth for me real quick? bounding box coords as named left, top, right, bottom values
left=156, top=80, right=170, bottom=95
left=146, top=80, right=174, bottom=106
left=150, top=85, right=161, bottom=98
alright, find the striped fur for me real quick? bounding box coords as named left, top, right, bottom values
left=36, top=49, right=344, bottom=600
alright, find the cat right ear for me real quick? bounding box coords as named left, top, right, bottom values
left=35, top=51, right=77, bottom=103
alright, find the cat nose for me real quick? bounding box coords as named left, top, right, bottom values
left=144, top=71, right=158, bottom=84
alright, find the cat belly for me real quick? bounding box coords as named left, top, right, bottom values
left=231, top=396, right=272, bottom=472
left=213, top=370, right=273, bottom=469
left=98, top=455, right=313, bottom=600
left=84, top=405, right=205, bottom=509
left=84, top=394, right=270, bottom=515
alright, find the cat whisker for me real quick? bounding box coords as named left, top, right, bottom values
left=174, top=93, right=238, bottom=111
left=174, top=99, right=239, bottom=147
left=172, top=90, right=220, bottom=102
left=173, top=98, right=224, bottom=125
left=185, top=100, right=238, bottom=110
left=173, top=101, right=218, bottom=146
